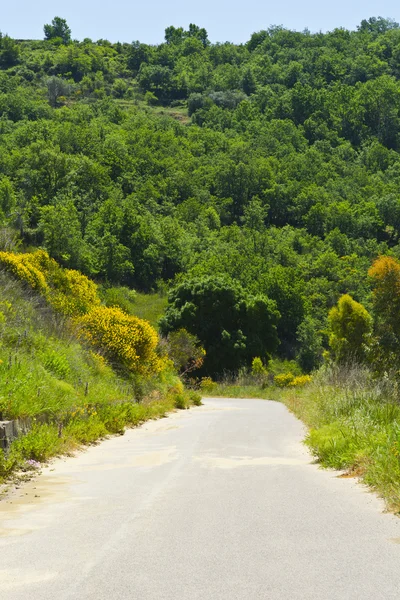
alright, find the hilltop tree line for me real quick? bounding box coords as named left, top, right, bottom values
left=2, top=17, right=400, bottom=375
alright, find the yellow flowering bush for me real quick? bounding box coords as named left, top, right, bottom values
left=0, top=250, right=165, bottom=378
left=200, top=377, right=217, bottom=392
left=0, top=250, right=100, bottom=316
left=274, top=373, right=295, bottom=387
left=0, top=251, right=48, bottom=293
left=289, top=374, right=312, bottom=387
left=48, top=269, right=100, bottom=316
left=76, top=306, right=162, bottom=374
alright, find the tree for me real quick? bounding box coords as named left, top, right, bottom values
left=0, top=34, right=20, bottom=67
left=358, top=17, right=399, bottom=36
left=159, top=277, right=279, bottom=377
left=296, top=316, right=323, bottom=373
left=47, top=76, right=70, bottom=107
left=368, top=256, right=400, bottom=366
left=166, top=329, right=205, bottom=375
left=328, top=294, right=372, bottom=363
left=39, top=200, right=89, bottom=270
left=44, top=17, right=72, bottom=44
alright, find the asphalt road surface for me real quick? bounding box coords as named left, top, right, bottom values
left=1, top=397, right=400, bottom=600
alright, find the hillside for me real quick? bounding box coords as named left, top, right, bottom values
left=1, top=16, right=400, bottom=373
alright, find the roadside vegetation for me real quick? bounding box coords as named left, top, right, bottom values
left=0, top=250, right=200, bottom=483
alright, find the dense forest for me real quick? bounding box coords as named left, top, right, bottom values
left=2, top=16, right=400, bottom=376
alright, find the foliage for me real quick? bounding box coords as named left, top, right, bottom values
left=251, top=357, right=267, bottom=377
left=76, top=305, right=162, bottom=374
left=328, top=294, right=373, bottom=363
left=160, top=276, right=279, bottom=377
left=0, top=251, right=49, bottom=293
left=368, top=256, right=400, bottom=370
left=274, top=373, right=295, bottom=387
left=0, top=269, right=198, bottom=482
left=44, top=17, right=72, bottom=44
left=4, top=20, right=400, bottom=374
left=0, top=250, right=100, bottom=316
left=289, top=374, right=312, bottom=386
left=166, top=328, right=205, bottom=375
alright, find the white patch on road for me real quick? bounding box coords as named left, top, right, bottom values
left=0, top=569, right=58, bottom=590
left=194, top=454, right=310, bottom=468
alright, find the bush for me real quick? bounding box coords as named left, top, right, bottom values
left=251, top=357, right=268, bottom=380
left=328, top=294, right=372, bottom=363
left=167, top=328, right=205, bottom=375
left=0, top=250, right=48, bottom=293
left=160, top=276, right=279, bottom=377
left=76, top=305, right=162, bottom=374
left=274, top=373, right=295, bottom=387
left=289, top=374, right=312, bottom=387
left=200, top=377, right=217, bottom=393
left=174, top=393, right=188, bottom=409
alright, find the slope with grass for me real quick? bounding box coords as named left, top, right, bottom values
left=0, top=253, right=199, bottom=483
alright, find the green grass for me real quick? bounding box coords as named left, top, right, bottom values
left=115, top=98, right=191, bottom=125
left=0, top=271, right=199, bottom=482
left=202, top=383, right=272, bottom=399
left=276, top=365, right=400, bottom=513
left=99, top=285, right=167, bottom=328
left=130, top=291, right=168, bottom=327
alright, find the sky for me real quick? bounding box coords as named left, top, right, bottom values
left=2, top=1, right=400, bottom=44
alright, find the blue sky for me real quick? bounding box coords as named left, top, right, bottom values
left=2, top=1, right=400, bottom=44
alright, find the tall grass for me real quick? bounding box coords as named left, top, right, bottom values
left=280, top=364, right=400, bottom=512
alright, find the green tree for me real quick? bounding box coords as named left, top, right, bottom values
left=39, top=200, right=89, bottom=270
left=369, top=256, right=400, bottom=367
left=0, top=34, right=20, bottom=67
left=166, top=328, right=205, bottom=375
left=328, top=294, right=372, bottom=363
left=44, top=17, right=72, bottom=44
left=160, top=277, right=279, bottom=377
left=296, top=317, right=323, bottom=373
left=47, top=76, right=70, bottom=107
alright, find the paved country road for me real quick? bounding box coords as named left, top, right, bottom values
left=1, top=398, right=400, bottom=600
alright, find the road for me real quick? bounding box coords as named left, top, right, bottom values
left=1, top=397, right=400, bottom=599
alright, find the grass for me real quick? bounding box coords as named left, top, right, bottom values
left=0, top=271, right=200, bottom=482
left=115, top=98, right=191, bottom=125
left=99, top=285, right=167, bottom=328
left=279, top=365, right=400, bottom=513
left=202, top=362, right=400, bottom=514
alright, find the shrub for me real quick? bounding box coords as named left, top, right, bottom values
left=289, top=374, right=312, bottom=387
left=167, top=328, right=205, bottom=375
left=0, top=251, right=48, bottom=293
left=48, top=269, right=100, bottom=316
left=174, top=393, right=188, bottom=409
left=188, top=390, right=203, bottom=406
left=274, top=373, right=295, bottom=387
left=369, top=256, right=400, bottom=370
left=328, top=294, right=372, bottom=363
left=76, top=306, right=162, bottom=374
left=200, top=377, right=217, bottom=393
left=251, top=357, right=267, bottom=379
left=0, top=250, right=100, bottom=316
